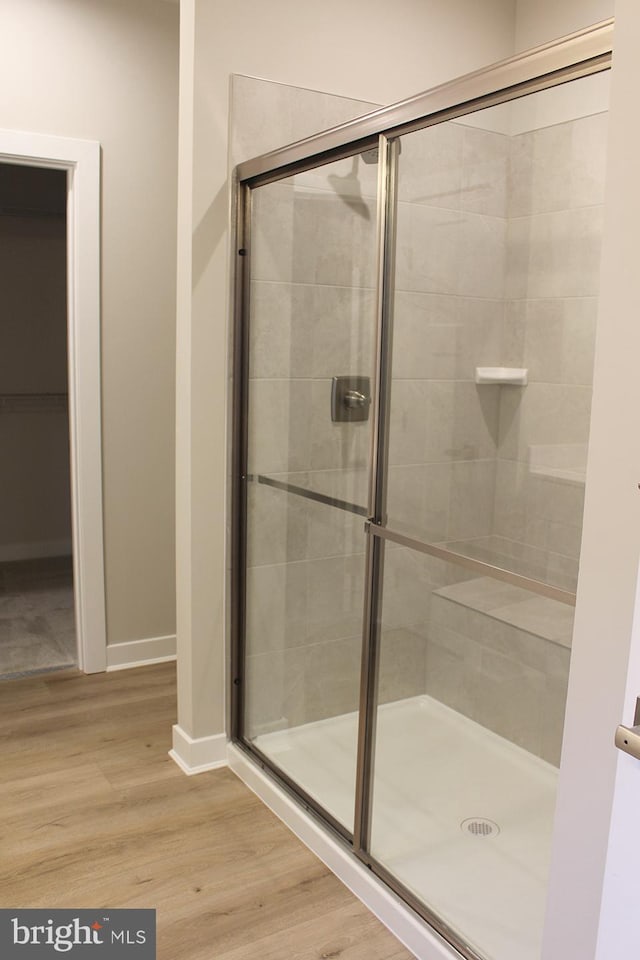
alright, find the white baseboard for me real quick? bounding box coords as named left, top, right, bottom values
left=106, top=634, right=176, bottom=671
left=228, top=744, right=457, bottom=960
left=0, top=538, right=72, bottom=562
left=169, top=724, right=228, bottom=775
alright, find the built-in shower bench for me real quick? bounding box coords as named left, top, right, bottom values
left=427, top=576, right=572, bottom=764
left=431, top=577, right=573, bottom=649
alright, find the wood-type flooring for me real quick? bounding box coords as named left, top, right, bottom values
left=0, top=661, right=414, bottom=960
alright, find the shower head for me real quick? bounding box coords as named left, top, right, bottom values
left=327, top=156, right=371, bottom=219
left=360, top=141, right=402, bottom=165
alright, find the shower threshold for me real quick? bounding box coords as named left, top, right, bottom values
left=252, top=696, right=557, bottom=960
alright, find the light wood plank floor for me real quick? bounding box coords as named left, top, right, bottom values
left=0, top=662, right=415, bottom=960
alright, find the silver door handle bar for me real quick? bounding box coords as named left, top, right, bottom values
left=615, top=698, right=640, bottom=760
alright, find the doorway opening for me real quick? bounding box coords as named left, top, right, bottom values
left=0, top=129, right=104, bottom=675
left=0, top=163, right=76, bottom=679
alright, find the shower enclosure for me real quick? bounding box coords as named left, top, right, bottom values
left=231, top=21, right=612, bottom=960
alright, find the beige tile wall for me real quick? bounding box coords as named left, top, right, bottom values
left=493, top=108, right=608, bottom=592
left=422, top=577, right=571, bottom=764
left=388, top=121, right=509, bottom=548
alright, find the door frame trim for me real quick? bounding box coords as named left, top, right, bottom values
left=0, top=129, right=106, bottom=673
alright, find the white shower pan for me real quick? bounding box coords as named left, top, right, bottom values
left=252, top=696, right=557, bottom=960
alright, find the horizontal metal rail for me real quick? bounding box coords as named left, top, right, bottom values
left=250, top=473, right=368, bottom=517
left=249, top=474, right=576, bottom=604
left=366, top=522, right=577, bottom=607
left=236, top=19, right=613, bottom=185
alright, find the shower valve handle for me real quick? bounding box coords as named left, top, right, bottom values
left=344, top=390, right=369, bottom=408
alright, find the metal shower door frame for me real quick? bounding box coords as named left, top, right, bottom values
left=230, top=20, right=613, bottom=960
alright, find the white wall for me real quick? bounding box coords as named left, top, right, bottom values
left=0, top=0, right=179, bottom=649
left=511, top=0, right=613, bottom=132
left=175, top=0, right=517, bottom=743
left=515, top=0, right=614, bottom=50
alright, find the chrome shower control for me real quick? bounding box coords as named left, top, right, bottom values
left=331, top=376, right=371, bottom=422
left=344, top=389, right=368, bottom=408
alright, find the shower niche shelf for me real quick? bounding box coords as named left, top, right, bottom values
left=475, top=367, right=528, bottom=386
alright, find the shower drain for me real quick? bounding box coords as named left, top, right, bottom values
left=460, top=817, right=500, bottom=838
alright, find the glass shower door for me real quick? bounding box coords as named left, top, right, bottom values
left=241, top=152, right=380, bottom=833
left=366, top=79, right=607, bottom=960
